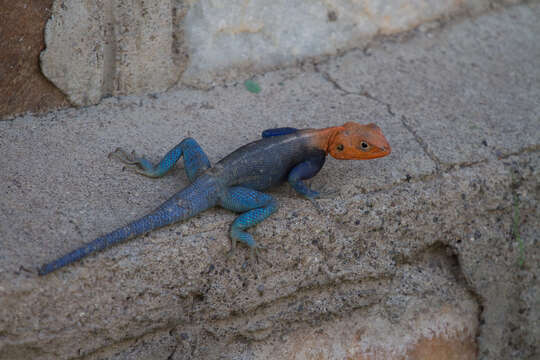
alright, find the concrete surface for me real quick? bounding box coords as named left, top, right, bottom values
left=39, top=0, right=516, bottom=106
left=1, top=3, right=539, bottom=360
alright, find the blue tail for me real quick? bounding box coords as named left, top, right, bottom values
left=38, top=176, right=219, bottom=275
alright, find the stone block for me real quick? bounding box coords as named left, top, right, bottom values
left=39, top=0, right=494, bottom=105
left=40, top=0, right=179, bottom=106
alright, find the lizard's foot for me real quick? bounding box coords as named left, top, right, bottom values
left=225, top=240, right=268, bottom=267
left=108, top=147, right=139, bottom=164
left=108, top=147, right=164, bottom=178
left=225, top=238, right=238, bottom=260
left=239, top=245, right=269, bottom=269
left=250, top=245, right=270, bottom=266
left=317, top=189, right=339, bottom=199
left=311, top=184, right=339, bottom=199
left=305, top=186, right=339, bottom=214
left=221, top=189, right=277, bottom=268
left=308, top=197, right=323, bottom=214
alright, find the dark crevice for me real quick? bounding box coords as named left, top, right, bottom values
left=450, top=246, right=486, bottom=350
left=455, top=159, right=489, bottom=169
left=101, top=1, right=116, bottom=97
left=77, top=325, right=179, bottom=360
left=167, top=345, right=178, bottom=360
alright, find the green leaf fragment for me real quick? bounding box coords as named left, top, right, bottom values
left=244, top=80, right=261, bottom=94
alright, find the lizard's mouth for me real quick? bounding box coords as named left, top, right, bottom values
left=356, top=143, right=391, bottom=159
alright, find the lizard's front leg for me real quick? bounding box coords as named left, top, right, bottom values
left=287, top=155, right=328, bottom=199
left=288, top=155, right=337, bottom=212
left=109, top=137, right=211, bottom=181
left=219, top=187, right=278, bottom=264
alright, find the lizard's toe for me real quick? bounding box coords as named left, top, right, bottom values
left=313, top=184, right=339, bottom=199
left=109, top=147, right=139, bottom=165
left=251, top=246, right=270, bottom=266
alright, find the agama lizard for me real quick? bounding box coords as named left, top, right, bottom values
left=38, top=122, right=391, bottom=275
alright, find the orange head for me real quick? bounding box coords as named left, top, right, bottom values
left=327, top=122, right=391, bottom=160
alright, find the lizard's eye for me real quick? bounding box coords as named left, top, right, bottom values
left=360, top=141, right=369, bottom=150
left=336, top=144, right=344, bottom=151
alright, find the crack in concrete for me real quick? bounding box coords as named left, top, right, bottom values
left=315, top=63, right=540, bottom=182
left=167, top=344, right=178, bottom=360
left=399, top=115, right=443, bottom=172
left=361, top=91, right=396, bottom=117
left=314, top=63, right=539, bottom=177
left=315, top=65, right=396, bottom=118
left=495, top=144, right=540, bottom=160
left=455, top=159, right=489, bottom=169
left=314, top=65, right=449, bottom=172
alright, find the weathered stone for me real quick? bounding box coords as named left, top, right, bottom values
left=0, top=0, right=523, bottom=116
left=106, top=0, right=179, bottom=97
left=40, top=0, right=105, bottom=106
left=39, top=0, right=498, bottom=105
left=85, top=249, right=479, bottom=360
left=40, top=0, right=178, bottom=106
left=181, top=0, right=491, bottom=86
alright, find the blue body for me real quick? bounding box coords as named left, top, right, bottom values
left=215, top=129, right=325, bottom=190
left=38, top=128, right=327, bottom=275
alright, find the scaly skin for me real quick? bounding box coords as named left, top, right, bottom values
left=38, top=122, right=391, bottom=275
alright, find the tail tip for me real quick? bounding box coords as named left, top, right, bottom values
left=37, top=264, right=54, bottom=276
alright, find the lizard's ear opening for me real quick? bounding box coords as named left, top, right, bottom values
left=328, top=133, right=354, bottom=159
left=328, top=122, right=391, bottom=160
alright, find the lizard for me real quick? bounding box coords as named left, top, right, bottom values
left=38, top=122, right=391, bottom=275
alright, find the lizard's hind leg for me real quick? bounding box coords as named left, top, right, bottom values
left=219, top=187, right=278, bottom=264
left=109, top=138, right=211, bottom=181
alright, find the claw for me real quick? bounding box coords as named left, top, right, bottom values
left=308, top=197, right=323, bottom=214
left=225, top=237, right=238, bottom=261
left=117, top=164, right=146, bottom=176
left=109, top=148, right=164, bottom=178
left=315, top=185, right=339, bottom=199
left=227, top=242, right=269, bottom=267
left=319, top=189, right=339, bottom=198
left=109, top=148, right=139, bottom=165
left=251, top=245, right=270, bottom=266
left=305, top=186, right=339, bottom=214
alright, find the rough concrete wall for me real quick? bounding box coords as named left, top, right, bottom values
left=180, top=0, right=506, bottom=87
left=38, top=0, right=511, bottom=107
left=1, top=4, right=538, bottom=359
left=0, top=0, right=526, bottom=118
left=0, top=0, right=524, bottom=117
